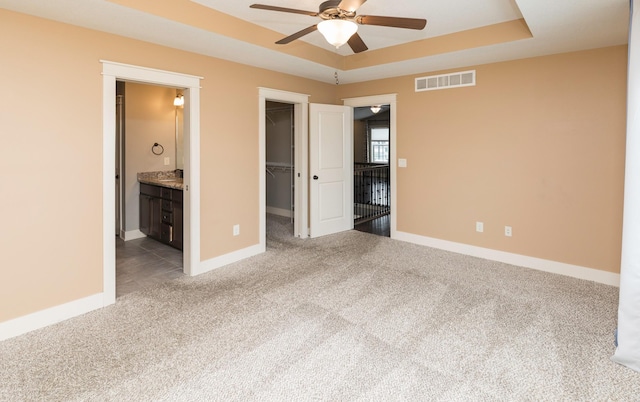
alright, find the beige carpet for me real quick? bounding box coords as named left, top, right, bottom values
left=1, top=215, right=638, bottom=401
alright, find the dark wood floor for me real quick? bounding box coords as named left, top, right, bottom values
left=354, top=214, right=390, bottom=237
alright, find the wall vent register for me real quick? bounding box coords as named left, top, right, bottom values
left=415, top=70, right=476, bottom=92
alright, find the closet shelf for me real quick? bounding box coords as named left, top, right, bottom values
left=266, top=161, right=294, bottom=177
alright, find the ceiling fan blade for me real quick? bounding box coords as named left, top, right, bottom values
left=357, top=15, right=427, bottom=30
left=250, top=4, right=318, bottom=17
left=347, top=32, right=368, bottom=53
left=275, top=25, right=319, bottom=44
left=338, top=0, right=367, bottom=12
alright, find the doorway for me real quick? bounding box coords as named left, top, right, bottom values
left=265, top=101, right=295, bottom=235
left=259, top=88, right=309, bottom=250
left=344, top=94, right=397, bottom=239
left=114, top=81, right=187, bottom=297
left=353, top=105, right=391, bottom=238
left=102, top=61, right=202, bottom=306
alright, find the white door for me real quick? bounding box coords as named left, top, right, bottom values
left=310, top=103, right=353, bottom=238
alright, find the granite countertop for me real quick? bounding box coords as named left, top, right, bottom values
left=138, top=170, right=184, bottom=190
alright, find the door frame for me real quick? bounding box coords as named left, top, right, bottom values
left=102, top=61, right=202, bottom=305
left=343, top=94, right=397, bottom=238
left=259, top=88, right=309, bottom=246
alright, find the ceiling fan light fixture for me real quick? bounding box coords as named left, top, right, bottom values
left=317, top=19, right=357, bottom=48
left=370, top=105, right=381, bottom=113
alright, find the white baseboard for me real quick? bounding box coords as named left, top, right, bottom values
left=0, top=293, right=105, bottom=341
left=266, top=206, right=293, bottom=218
left=123, top=230, right=146, bottom=241
left=193, top=243, right=265, bottom=276
left=394, top=231, right=620, bottom=287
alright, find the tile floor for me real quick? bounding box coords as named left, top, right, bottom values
left=116, top=236, right=184, bottom=298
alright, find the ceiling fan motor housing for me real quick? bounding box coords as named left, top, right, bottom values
left=319, top=0, right=356, bottom=20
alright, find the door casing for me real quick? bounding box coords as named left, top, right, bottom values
left=102, top=61, right=202, bottom=305
left=259, top=88, right=309, bottom=247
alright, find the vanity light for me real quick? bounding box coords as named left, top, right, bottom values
left=370, top=105, right=382, bottom=114
left=173, top=94, right=184, bottom=107
left=318, top=19, right=358, bottom=48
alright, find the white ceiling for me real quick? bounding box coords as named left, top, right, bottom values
left=0, top=0, right=629, bottom=84
left=193, top=0, right=525, bottom=53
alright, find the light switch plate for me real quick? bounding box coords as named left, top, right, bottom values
left=398, top=158, right=407, bottom=168
left=164, top=157, right=170, bottom=166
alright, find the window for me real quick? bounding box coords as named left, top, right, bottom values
left=370, top=127, right=389, bottom=163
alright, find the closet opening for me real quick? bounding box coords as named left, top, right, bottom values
left=265, top=101, right=295, bottom=236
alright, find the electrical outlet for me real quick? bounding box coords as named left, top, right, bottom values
left=233, top=224, right=240, bottom=236
left=164, top=157, right=170, bottom=166
left=476, top=222, right=484, bottom=233
left=505, top=226, right=512, bottom=237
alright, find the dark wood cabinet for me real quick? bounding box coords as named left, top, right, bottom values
left=139, top=185, right=162, bottom=239
left=139, top=183, right=183, bottom=250
left=171, top=199, right=183, bottom=249
left=139, top=193, right=151, bottom=235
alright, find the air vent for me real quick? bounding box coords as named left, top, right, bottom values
left=415, top=70, right=476, bottom=92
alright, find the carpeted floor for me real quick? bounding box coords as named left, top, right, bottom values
left=1, top=215, right=638, bottom=401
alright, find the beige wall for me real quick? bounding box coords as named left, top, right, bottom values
left=0, top=8, right=627, bottom=324
left=123, top=82, right=177, bottom=232
left=0, top=9, right=335, bottom=322
left=338, top=45, right=627, bottom=273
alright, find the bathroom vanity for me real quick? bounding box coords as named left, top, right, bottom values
left=138, top=172, right=183, bottom=250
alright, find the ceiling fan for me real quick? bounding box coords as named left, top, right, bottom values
left=250, top=0, right=427, bottom=53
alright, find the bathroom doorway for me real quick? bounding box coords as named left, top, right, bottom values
left=115, top=81, right=186, bottom=297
